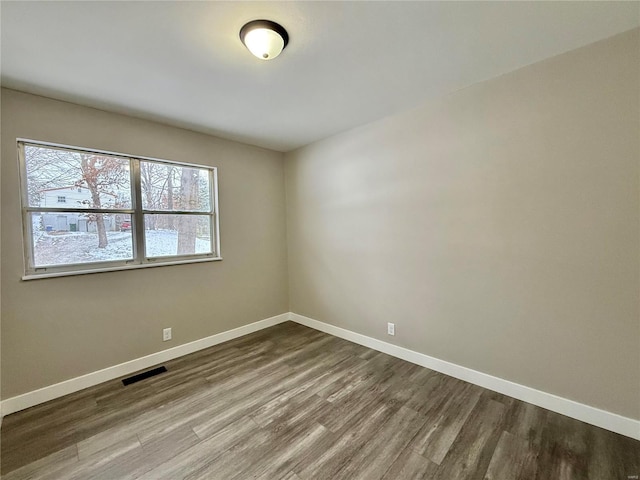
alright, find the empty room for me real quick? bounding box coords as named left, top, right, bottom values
left=1, top=1, right=639, bottom=479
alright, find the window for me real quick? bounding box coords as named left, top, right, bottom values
left=19, top=140, right=220, bottom=279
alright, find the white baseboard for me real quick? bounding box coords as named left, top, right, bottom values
left=1, top=313, right=290, bottom=416
left=290, top=312, right=640, bottom=441
left=3, top=311, right=638, bottom=441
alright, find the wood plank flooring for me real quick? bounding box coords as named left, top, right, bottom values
left=2, top=321, right=638, bottom=479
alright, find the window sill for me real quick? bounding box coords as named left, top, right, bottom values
left=22, top=256, right=223, bottom=280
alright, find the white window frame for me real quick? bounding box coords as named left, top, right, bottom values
left=18, top=139, right=221, bottom=280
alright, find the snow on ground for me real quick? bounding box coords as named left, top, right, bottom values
left=145, top=230, right=211, bottom=257
left=33, top=229, right=211, bottom=266
left=33, top=231, right=133, bottom=266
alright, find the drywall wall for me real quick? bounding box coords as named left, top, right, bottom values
left=1, top=89, right=288, bottom=399
left=0, top=83, right=3, bottom=422
left=285, top=29, right=640, bottom=419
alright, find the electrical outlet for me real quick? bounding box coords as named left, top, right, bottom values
left=387, top=322, right=395, bottom=336
left=163, top=328, right=172, bottom=341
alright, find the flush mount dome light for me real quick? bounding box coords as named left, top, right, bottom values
left=240, top=20, right=289, bottom=60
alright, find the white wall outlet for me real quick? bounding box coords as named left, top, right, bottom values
left=163, top=328, right=172, bottom=341
left=387, top=322, right=395, bottom=336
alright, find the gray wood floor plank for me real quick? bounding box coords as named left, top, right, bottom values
left=137, top=416, right=259, bottom=480
left=140, top=424, right=201, bottom=461
left=228, top=421, right=332, bottom=480
left=433, top=396, right=506, bottom=479
left=1, top=445, right=79, bottom=480
left=77, top=430, right=141, bottom=460
left=1, top=321, right=638, bottom=480
left=484, top=430, right=537, bottom=480
left=380, top=447, right=439, bottom=480
left=297, top=401, right=398, bottom=479
left=281, top=471, right=303, bottom=480
left=51, top=435, right=146, bottom=480
left=335, top=405, right=424, bottom=480
left=410, top=382, right=483, bottom=464
left=252, top=391, right=334, bottom=431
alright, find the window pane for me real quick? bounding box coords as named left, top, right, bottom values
left=140, top=161, right=211, bottom=212
left=30, top=212, right=133, bottom=267
left=25, top=144, right=132, bottom=209
left=144, top=214, right=212, bottom=257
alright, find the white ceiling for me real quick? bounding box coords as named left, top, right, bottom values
left=2, top=1, right=638, bottom=152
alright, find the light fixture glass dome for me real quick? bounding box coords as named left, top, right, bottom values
left=240, top=20, right=289, bottom=61
left=244, top=28, right=284, bottom=60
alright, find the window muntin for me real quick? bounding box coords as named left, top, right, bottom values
left=19, top=140, right=220, bottom=278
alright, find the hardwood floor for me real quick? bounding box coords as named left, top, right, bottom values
left=2, top=321, right=638, bottom=479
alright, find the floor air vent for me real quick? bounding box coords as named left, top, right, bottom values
left=122, top=366, right=167, bottom=386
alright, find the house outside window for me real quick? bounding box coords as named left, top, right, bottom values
left=19, top=140, right=220, bottom=279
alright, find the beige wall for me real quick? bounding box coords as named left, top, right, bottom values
left=0, top=86, right=3, bottom=420
left=285, top=30, right=640, bottom=419
left=1, top=89, right=288, bottom=399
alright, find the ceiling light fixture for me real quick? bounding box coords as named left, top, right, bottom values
left=239, top=20, right=289, bottom=61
